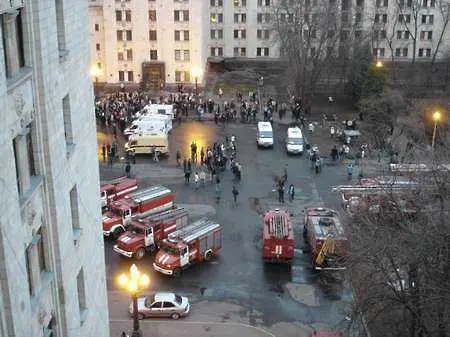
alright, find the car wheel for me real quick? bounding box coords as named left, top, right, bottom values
left=137, top=313, right=145, bottom=320
left=171, top=313, right=180, bottom=320
left=135, top=248, right=145, bottom=260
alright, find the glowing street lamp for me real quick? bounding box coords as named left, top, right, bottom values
left=431, top=111, right=441, bottom=149
left=117, top=264, right=150, bottom=337
left=90, top=65, right=103, bottom=82
left=191, top=66, right=203, bottom=107
left=375, top=61, right=383, bottom=68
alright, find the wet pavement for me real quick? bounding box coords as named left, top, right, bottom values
left=101, top=119, right=370, bottom=336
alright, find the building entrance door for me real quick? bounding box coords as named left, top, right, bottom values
left=142, top=62, right=165, bottom=91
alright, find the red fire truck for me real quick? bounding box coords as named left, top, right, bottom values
left=262, top=209, right=295, bottom=264
left=102, top=185, right=174, bottom=238
left=153, top=218, right=223, bottom=277
left=100, top=176, right=138, bottom=209
left=303, top=207, right=347, bottom=270
left=113, top=207, right=189, bottom=259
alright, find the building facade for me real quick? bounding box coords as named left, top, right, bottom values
left=89, top=0, right=206, bottom=88
left=0, top=1, right=109, bottom=337
left=89, top=0, right=450, bottom=86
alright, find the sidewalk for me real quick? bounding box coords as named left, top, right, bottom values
left=110, top=320, right=278, bottom=337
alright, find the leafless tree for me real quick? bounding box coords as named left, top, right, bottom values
left=271, top=0, right=367, bottom=101
left=431, top=0, right=450, bottom=65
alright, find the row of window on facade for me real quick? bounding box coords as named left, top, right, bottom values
left=210, top=12, right=272, bottom=24
left=210, top=0, right=271, bottom=6
left=373, top=47, right=433, bottom=57
left=373, top=29, right=434, bottom=40
left=375, top=0, right=435, bottom=7
left=210, top=47, right=269, bottom=57
left=374, top=13, right=435, bottom=25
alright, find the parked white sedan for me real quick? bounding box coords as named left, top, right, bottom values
left=129, top=292, right=190, bottom=320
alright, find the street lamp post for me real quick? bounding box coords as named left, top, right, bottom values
left=257, top=76, right=264, bottom=115
left=431, top=111, right=441, bottom=149
left=118, top=264, right=150, bottom=337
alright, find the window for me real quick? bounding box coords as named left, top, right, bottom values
left=25, top=246, right=34, bottom=294
left=119, top=71, right=125, bottom=81
left=211, top=0, right=223, bottom=5
left=149, top=30, right=157, bottom=41
left=183, top=10, right=189, bottom=21
left=418, top=48, right=423, bottom=57
left=1, top=9, right=26, bottom=77
left=184, top=50, right=190, bottom=61
left=175, top=70, right=181, bottom=82
left=233, top=29, right=246, bottom=39
left=395, top=48, right=401, bottom=57
left=97, top=62, right=102, bottom=70
left=257, top=13, right=263, bottom=23
left=150, top=50, right=158, bottom=60
left=342, top=0, right=349, bottom=10
left=258, top=0, right=271, bottom=6
left=126, top=30, right=132, bottom=41
left=373, top=48, right=385, bottom=57
left=399, top=14, right=411, bottom=23
left=36, top=228, right=46, bottom=273
left=233, top=47, right=246, bottom=56
left=210, top=13, right=223, bottom=23
left=402, top=47, right=408, bottom=56
left=256, top=47, right=269, bottom=56
left=175, top=49, right=181, bottom=61
left=257, top=29, right=270, bottom=39
left=184, top=30, right=189, bottom=41
left=126, top=49, right=133, bottom=60
left=210, top=29, right=223, bottom=39
left=116, top=10, right=122, bottom=21
left=96, top=43, right=100, bottom=51
left=210, top=47, right=223, bottom=56
left=257, top=13, right=270, bottom=23
left=55, top=0, right=67, bottom=53
left=174, top=30, right=189, bottom=41
left=77, top=268, right=88, bottom=323
left=69, top=185, right=80, bottom=235
left=396, top=30, right=402, bottom=39
left=118, top=52, right=124, bottom=61
left=422, top=14, right=434, bottom=24
left=128, top=71, right=134, bottom=82
left=356, top=0, right=364, bottom=6
left=62, top=95, right=73, bottom=152
left=175, top=30, right=180, bottom=41
left=163, top=302, right=176, bottom=308
left=125, top=10, right=131, bottom=21
left=234, top=0, right=247, bottom=6
left=174, top=10, right=180, bottom=21
left=234, top=13, right=246, bottom=23
left=420, top=31, right=433, bottom=40
left=149, top=10, right=156, bottom=21
left=117, top=30, right=123, bottom=41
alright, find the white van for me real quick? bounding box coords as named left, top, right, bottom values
left=124, top=117, right=170, bottom=136
left=138, top=114, right=172, bottom=132
left=141, top=104, right=174, bottom=120
left=256, top=122, right=274, bottom=148
left=125, top=133, right=169, bottom=155
left=286, top=127, right=304, bottom=154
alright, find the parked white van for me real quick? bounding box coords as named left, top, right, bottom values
left=286, top=127, right=304, bottom=155
left=125, top=133, right=169, bottom=155
left=124, top=116, right=170, bottom=136
left=140, top=104, right=174, bottom=120
left=256, top=122, right=274, bottom=148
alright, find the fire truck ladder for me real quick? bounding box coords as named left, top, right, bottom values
left=106, top=176, right=128, bottom=185
left=168, top=218, right=212, bottom=242
left=130, top=185, right=169, bottom=203
left=315, top=235, right=335, bottom=266
left=269, top=215, right=288, bottom=239
left=144, top=207, right=186, bottom=222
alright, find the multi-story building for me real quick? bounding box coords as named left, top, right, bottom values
left=89, top=0, right=449, bottom=87
left=89, top=0, right=205, bottom=88
left=0, top=1, right=109, bottom=337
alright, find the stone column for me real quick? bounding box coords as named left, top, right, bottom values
left=3, top=10, right=20, bottom=77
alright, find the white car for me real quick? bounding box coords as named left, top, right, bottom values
left=129, top=292, right=190, bottom=320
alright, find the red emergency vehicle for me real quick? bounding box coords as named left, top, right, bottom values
left=102, top=185, right=174, bottom=238
left=100, top=176, right=138, bottom=208
left=153, top=218, right=223, bottom=277
left=113, top=207, right=189, bottom=259
left=303, top=207, right=347, bottom=270
left=262, top=209, right=295, bottom=264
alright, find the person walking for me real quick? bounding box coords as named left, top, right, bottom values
left=125, top=161, right=131, bottom=178
left=194, top=172, right=200, bottom=190
left=347, top=163, right=353, bottom=180
left=176, top=150, right=181, bottom=167
left=330, top=126, right=335, bottom=138
left=200, top=147, right=205, bottom=165
left=101, top=143, right=106, bottom=162
left=277, top=185, right=285, bottom=203
left=288, top=184, right=295, bottom=202
left=232, top=185, right=239, bottom=206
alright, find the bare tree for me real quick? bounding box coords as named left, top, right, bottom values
left=272, top=0, right=358, bottom=101
left=431, top=0, right=450, bottom=65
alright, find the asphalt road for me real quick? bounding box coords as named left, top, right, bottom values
left=100, top=121, right=359, bottom=335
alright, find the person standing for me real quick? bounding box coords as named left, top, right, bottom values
left=232, top=185, right=239, bottom=206
left=288, top=184, right=295, bottom=202
left=125, top=161, right=131, bottom=178
left=176, top=150, right=181, bottom=167
left=194, top=172, right=200, bottom=190
left=277, top=185, right=285, bottom=203
left=347, top=163, right=353, bottom=180
left=101, top=143, right=106, bottom=162
left=330, top=126, right=335, bottom=138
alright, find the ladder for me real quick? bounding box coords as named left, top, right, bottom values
left=144, top=207, right=186, bottom=222
left=268, top=214, right=288, bottom=239
left=104, top=176, right=128, bottom=185
left=315, top=235, right=335, bottom=266
left=168, top=218, right=212, bottom=242
left=130, top=185, right=170, bottom=203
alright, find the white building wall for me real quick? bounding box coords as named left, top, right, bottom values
left=0, top=0, right=109, bottom=336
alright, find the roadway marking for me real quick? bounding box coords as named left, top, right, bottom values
left=110, top=319, right=277, bottom=337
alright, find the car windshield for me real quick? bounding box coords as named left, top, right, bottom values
left=260, top=131, right=272, bottom=138
left=288, top=138, right=303, bottom=145
left=130, top=226, right=144, bottom=235
left=144, top=295, right=155, bottom=308
left=159, top=241, right=179, bottom=255
left=174, top=294, right=182, bottom=305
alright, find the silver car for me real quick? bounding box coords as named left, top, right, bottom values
left=129, top=292, right=190, bottom=320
